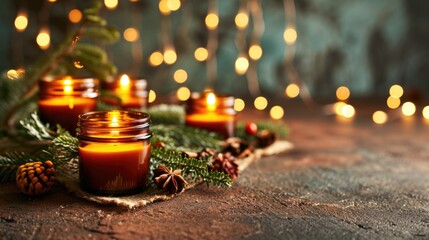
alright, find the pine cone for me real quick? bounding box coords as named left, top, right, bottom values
left=153, top=165, right=188, bottom=194
left=182, top=148, right=216, bottom=160
left=16, top=160, right=55, bottom=196
left=222, top=137, right=254, bottom=158
left=256, top=130, right=276, bottom=148
left=209, top=153, right=239, bottom=180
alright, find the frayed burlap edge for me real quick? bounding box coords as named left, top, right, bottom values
left=56, top=140, right=293, bottom=209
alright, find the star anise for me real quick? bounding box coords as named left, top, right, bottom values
left=153, top=165, right=188, bottom=194
left=209, top=152, right=239, bottom=180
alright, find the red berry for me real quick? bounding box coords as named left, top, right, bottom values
left=245, top=122, right=258, bottom=135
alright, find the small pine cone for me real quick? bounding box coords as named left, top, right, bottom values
left=222, top=138, right=254, bottom=158
left=209, top=153, right=239, bottom=180
left=16, top=160, right=55, bottom=196
left=256, top=130, right=277, bottom=148
left=198, top=148, right=216, bottom=159
left=153, top=165, right=188, bottom=194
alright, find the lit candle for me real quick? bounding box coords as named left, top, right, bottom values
left=38, top=77, right=98, bottom=135
left=103, top=74, right=148, bottom=109
left=77, top=110, right=152, bottom=196
left=185, top=91, right=236, bottom=138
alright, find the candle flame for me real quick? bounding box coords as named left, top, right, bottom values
left=206, top=92, right=217, bottom=111
left=63, top=78, right=73, bottom=95
left=119, top=74, right=130, bottom=88
left=111, top=115, right=119, bottom=127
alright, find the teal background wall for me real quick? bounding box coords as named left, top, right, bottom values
left=1, top=0, right=428, bottom=99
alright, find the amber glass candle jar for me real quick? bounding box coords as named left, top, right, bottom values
left=102, top=74, right=148, bottom=109
left=38, top=77, right=98, bottom=135
left=185, top=92, right=236, bottom=138
left=77, top=110, right=152, bottom=196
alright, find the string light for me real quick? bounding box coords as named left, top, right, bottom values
left=283, top=27, right=297, bottom=45
left=148, top=90, right=156, bottom=103
left=334, top=102, right=347, bottom=116
left=248, top=44, right=263, bottom=60
left=254, top=96, right=268, bottom=110
left=14, top=14, right=28, bottom=32
left=177, top=87, right=191, bottom=101
left=341, top=104, right=355, bottom=118
left=372, top=111, right=388, bottom=125
left=285, top=83, right=300, bottom=98
left=163, top=48, right=177, bottom=65
left=205, top=13, right=219, bottom=30
left=148, top=51, right=163, bottom=66
left=68, top=9, right=82, bottom=23
left=194, top=47, right=208, bottom=62
left=234, top=98, right=245, bottom=112
left=36, top=29, right=50, bottom=50
left=123, top=28, right=139, bottom=42
left=174, top=69, right=188, bottom=83
left=389, top=85, right=404, bottom=98
left=401, top=102, right=416, bottom=116
left=336, top=86, right=350, bottom=101
left=159, top=0, right=171, bottom=15
left=104, top=0, right=119, bottom=10
left=386, top=96, right=401, bottom=109
left=235, top=56, right=249, bottom=75
left=270, top=106, right=284, bottom=120
left=167, top=0, right=181, bottom=11
left=235, top=11, right=249, bottom=30
left=423, top=106, right=429, bottom=120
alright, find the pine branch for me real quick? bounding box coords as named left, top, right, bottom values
left=151, top=147, right=232, bottom=187
left=148, top=104, right=185, bottom=125
left=236, top=120, right=289, bottom=141
left=18, top=112, right=62, bottom=140
left=0, top=152, right=44, bottom=182
left=42, top=132, right=79, bottom=166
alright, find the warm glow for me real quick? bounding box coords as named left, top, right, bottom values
left=284, top=27, right=297, bottom=45
left=123, top=28, right=139, bottom=42
left=15, top=14, right=28, bottom=32
left=63, top=78, right=73, bottom=95
left=167, top=0, right=181, bottom=11
left=194, top=47, right=208, bottom=62
left=206, top=92, right=217, bottom=111
left=270, top=106, right=284, bottom=120
left=7, top=69, right=24, bottom=80
left=334, top=102, right=347, bottom=115
left=177, top=87, right=191, bottom=101
left=235, top=57, right=249, bottom=75
left=48, top=0, right=57, bottom=2
left=249, top=45, right=263, bottom=60
left=68, top=9, right=82, bottom=23
left=174, top=69, right=188, bottom=83
left=254, top=96, right=268, bottom=110
left=159, top=0, right=171, bottom=15
left=401, top=102, right=416, bottom=116
left=36, top=30, right=50, bottom=50
left=163, top=49, right=177, bottom=65
left=148, top=90, right=156, bottom=103
left=104, top=0, right=118, bottom=9
left=74, top=61, right=84, bottom=69
left=149, top=51, right=164, bottom=66
left=423, top=106, right=429, bottom=119
left=205, top=13, right=219, bottom=30
left=234, top=98, right=245, bottom=112
left=341, top=104, right=355, bottom=118
left=111, top=115, right=119, bottom=127
left=372, top=111, right=388, bottom=125
left=336, top=86, right=350, bottom=101
left=285, top=83, right=300, bottom=98
left=387, top=96, right=401, bottom=109
left=389, top=85, right=404, bottom=98
left=119, top=74, right=131, bottom=88
left=235, top=12, right=249, bottom=29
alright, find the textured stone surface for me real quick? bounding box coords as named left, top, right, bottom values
left=1, top=108, right=429, bottom=239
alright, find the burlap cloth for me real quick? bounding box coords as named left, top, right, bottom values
left=56, top=141, right=293, bottom=209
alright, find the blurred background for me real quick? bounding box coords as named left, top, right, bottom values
left=0, top=0, right=428, bottom=102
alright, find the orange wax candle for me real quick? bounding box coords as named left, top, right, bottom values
left=185, top=92, right=236, bottom=138
left=102, top=74, right=148, bottom=109
left=38, top=77, right=98, bottom=135
left=77, top=111, right=152, bottom=196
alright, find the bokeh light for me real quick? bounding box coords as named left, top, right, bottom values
left=205, top=13, right=219, bottom=30
left=249, top=44, right=263, bottom=60
left=270, top=106, right=284, bottom=120
left=174, top=69, right=188, bottom=83
left=104, top=0, right=118, bottom=9
left=159, top=0, right=171, bottom=15
left=423, top=106, right=429, bottom=120
left=387, top=96, right=401, bottom=109
left=36, top=30, right=50, bottom=50
left=177, top=87, right=191, bottom=101
left=167, top=0, right=181, bottom=11
left=283, top=27, right=297, bottom=45
left=389, top=85, right=404, bottom=99
left=163, top=49, right=177, bottom=65
left=68, top=9, right=82, bottom=23
left=123, top=28, right=139, bottom=42
left=235, top=12, right=249, bottom=29
left=372, top=111, right=388, bottom=125
left=15, top=14, right=28, bottom=32
left=401, top=102, right=416, bottom=116
left=336, top=86, right=350, bottom=101
left=254, top=96, right=268, bottom=110
left=285, top=83, right=300, bottom=98
left=234, top=98, right=245, bottom=112
left=149, top=51, right=163, bottom=66
left=194, top=47, right=208, bottom=62
left=341, top=104, right=355, bottom=118
left=148, top=90, right=156, bottom=103
left=235, top=57, right=249, bottom=75
left=334, top=102, right=347, bottom=115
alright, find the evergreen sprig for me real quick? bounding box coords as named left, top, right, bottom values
left=0, top=152, right=44, bottom=182
left=18, top=112, right=65, bottom=140
left=236, top=120, right=289, bottom=141
left=148, top=104, right=185, bottom=125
